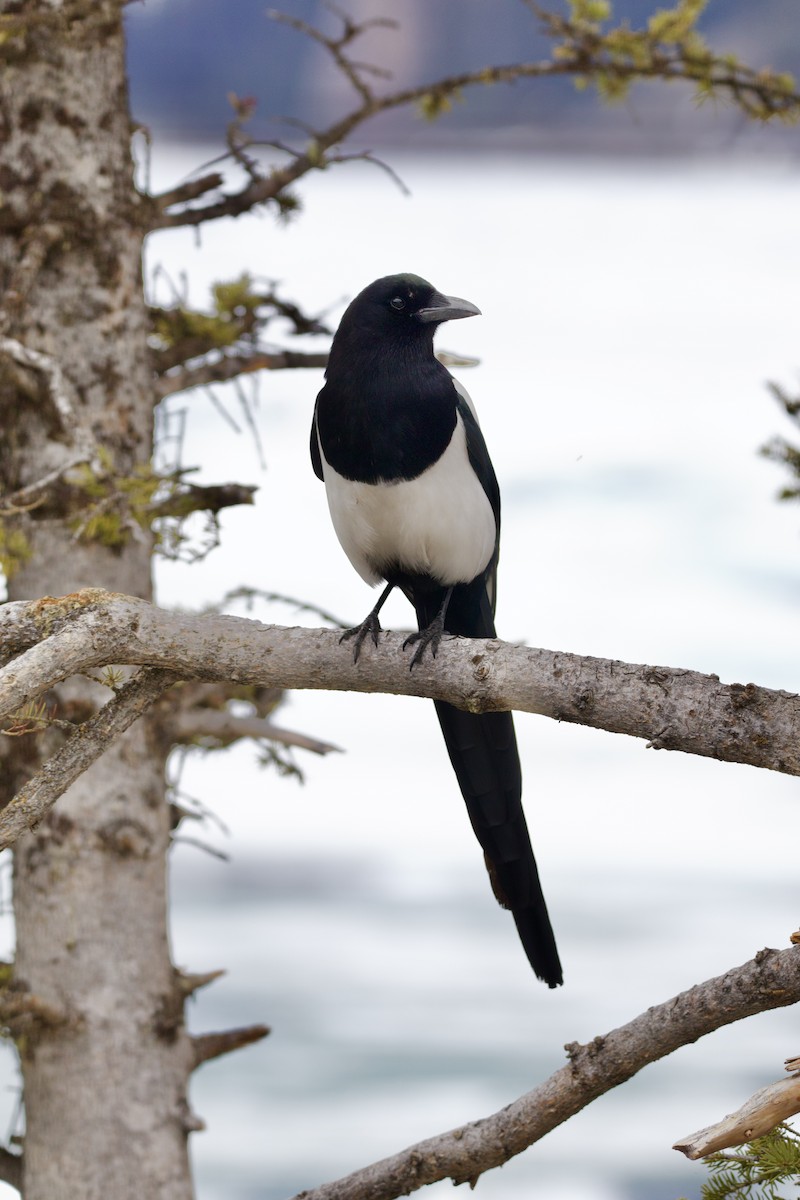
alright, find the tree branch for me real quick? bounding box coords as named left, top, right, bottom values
left=155, top=348, right=329, bottom=400
left=191, top=1024, right=270, bottom=1070
left=147, top=5, right=800, bottom=232
left=0, top=589, right=798, bottom=847
left=674, top=1071, right=800, bottom=1160
left=287, top=945, right=800, bottom=1199
left=166, top=707, right=340, bottom=755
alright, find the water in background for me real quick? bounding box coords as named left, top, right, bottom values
left=4, top=152, right=800, bottom=1200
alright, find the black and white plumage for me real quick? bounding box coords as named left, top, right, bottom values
left=311, top=273, right=562, bottom=987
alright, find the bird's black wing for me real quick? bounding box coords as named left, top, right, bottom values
left=310, top=401, right=323, bottom=481
left=413, top=381, right=563, bottom=988
left=453, top=388, right=500, bottom=614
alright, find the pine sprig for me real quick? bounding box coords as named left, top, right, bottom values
left=685, top=1123, right=800, bottom=1200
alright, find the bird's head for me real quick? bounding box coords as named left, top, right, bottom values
left=334, top=274, right=481, bottom=348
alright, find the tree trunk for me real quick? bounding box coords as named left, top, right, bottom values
left=0, top=3, right=195, bottom=1195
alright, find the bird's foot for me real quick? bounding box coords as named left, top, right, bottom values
left=403, top=613, right=447, bottom=670
left=340, top=612, right=383, bottom=664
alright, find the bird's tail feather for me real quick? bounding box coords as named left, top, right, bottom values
left=414, top=583, right=563, bottom=988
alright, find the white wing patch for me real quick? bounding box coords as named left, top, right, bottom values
left=452, top=376, right=480, bottom=423
left=318, top=411, right=496, bottom=588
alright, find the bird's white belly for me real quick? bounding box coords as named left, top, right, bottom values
left=319, top=415, right=496, bottom=587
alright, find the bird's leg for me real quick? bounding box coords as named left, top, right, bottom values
left=339, top=583, right=394, bottom=664
left=403, top=587, right=454, bottom=670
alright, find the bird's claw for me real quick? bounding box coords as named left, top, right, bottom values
left=340, top=612, right=383, bottom=664
left=403, top=617, right=445, bottom=670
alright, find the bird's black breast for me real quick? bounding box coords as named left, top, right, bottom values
left=314, top=355, right=458, bottom=484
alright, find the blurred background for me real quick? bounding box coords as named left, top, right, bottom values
left=7, top=3, right=800, bottom=1199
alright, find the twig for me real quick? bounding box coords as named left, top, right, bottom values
left=287, top=945, right=800, bottom=1199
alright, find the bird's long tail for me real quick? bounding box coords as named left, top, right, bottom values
left=413, top=583, right=563, bottom=987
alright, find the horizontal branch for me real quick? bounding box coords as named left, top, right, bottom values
left=0, top=590, right=797, bottom=846
left=167, top=708, right=340, bottom=755
left=155, top=348, right=329, bottom=400
left=152, top=171, right=225, bottom=213
left=289, top=945, right=800, bottom=1199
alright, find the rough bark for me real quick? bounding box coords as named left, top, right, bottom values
left=0, top=4, right=196, bottom=1196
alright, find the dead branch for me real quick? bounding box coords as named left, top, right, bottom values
left=166, top=708, right=340, bottom=755
left=674, top=1071, right=800, bottom=1160
left=149, top=481, right=257, bottom=520
left=155, top=348, right=329, bottom=400
left=191, top=1024, right=270, bottom=1069
left=151, top=172, right=225, bottom=212
left=175, top=968, right=226, bottom=997
left=287, top=945, right=800, bottom=1200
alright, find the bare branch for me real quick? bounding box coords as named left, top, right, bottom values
left=149, top=481, right=257, bottom=520
left=152, top=172, right=225, bottom=214
left=155, top=348, right=328, bottom=400
left=674, top=1071, right=800, bottom=1160
left=191, top=1024, right=271, bottom=1070
left=166, top=708, right=341, bottom=755
left=287, top=945, right=800, bottom=1200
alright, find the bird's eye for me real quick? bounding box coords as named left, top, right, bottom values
left=390, top=297, right=406, bottom=311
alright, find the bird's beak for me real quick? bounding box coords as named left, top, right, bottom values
left=416, top=291, right=481, bottom=324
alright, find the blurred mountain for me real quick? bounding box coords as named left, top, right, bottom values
left=125, top=0, right=800, bottom=152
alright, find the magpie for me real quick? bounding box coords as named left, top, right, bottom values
left=310, top=273, right=562, bottom=988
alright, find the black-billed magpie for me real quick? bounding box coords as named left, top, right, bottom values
left=311, top=273, right=562, bottom=987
